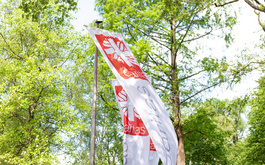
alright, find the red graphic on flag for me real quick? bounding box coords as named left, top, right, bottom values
left=123, top=107, right=149, bottom=136
left=115, top=85, right=156, bottom=150
left=95, top=34, right=148, bottom=81
left=150, top=139, right=156, bottom=151
left=115, top=86, right=148, bottom=136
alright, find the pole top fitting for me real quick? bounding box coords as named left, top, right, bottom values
left=95, top=20, right=103, bottom=24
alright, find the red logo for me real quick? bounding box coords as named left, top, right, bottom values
left=115, top=86, right=128, bottom=102
left=115, top=86, right=148, bottom=136
left=123, top=107, right=149, bottom=136
left=95, top=34, right=147, bottom=81
left=115, top=85, right=156, bottom=150
left=150, top=139, right=156, bottom=151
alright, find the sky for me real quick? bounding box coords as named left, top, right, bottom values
left=70, top=0, right=101, bottom=32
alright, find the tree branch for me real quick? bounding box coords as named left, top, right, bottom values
left=150, top=51, right=170, bottom=66
left=143, top=62, right=171, bottom=79
left=155, top=73, right=171, bottom=84
left=59, top=45, right=77, bottom=68
left=126, top=23, right=137, bottom=42
left=232, top=61, right=263, bottom=78
left=181, top=80, right=224, bottom=104
left=29, top=86, right=46, bottom=116
left=154, top=83, right=171, bottom=90
left=183, top=129, right=205, bottom=135
left=0, top=32, right=23, bottom=60
left=146, top=52, right=164, bottom=68
left=179, top=69, right=206, bottom=81
left=254, top=0, right=261, bottom=5
left=181, top=61, right=262, bottom=104
left=153, top=86, right=172, bottom=105
left=184, top=27, right=213, bottom=43
left=125, top=22, right=171, bottom=50
left=34, top=86, right=45, bottom=104
left=215, top=0, right=240, bottom=7
left=100, top=94, right=119, bottom=111
left=183, top=112, right=215, bottom=126
left=255, top=10, right=265, bottom=32
left=244, top=0, right=265, bottom=12
left=12, top=112, right=29, bottom=122
left=176, top=15, right=196, bottom=52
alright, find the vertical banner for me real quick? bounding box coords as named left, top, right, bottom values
left=111, top=79, right=159, bottom=165
left=86, top=27, right=178, bottom=165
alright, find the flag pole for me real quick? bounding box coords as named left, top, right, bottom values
left=90, top=20, right=102, bottom=165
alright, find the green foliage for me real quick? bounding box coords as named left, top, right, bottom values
left=243, top=76, right=265, bottom=164
left=0, top=0, right=82, bottom=164
left=183, top=97, right=248, bottom=164
left=19, top=0, right=78, bottom=25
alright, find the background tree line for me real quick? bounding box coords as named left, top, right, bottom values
left=0, top=0, right=264, bottom=164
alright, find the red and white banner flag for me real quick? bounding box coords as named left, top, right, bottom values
left=86, top=27, right=178, bottom=165
left=111, top=79, right=159, bottom=165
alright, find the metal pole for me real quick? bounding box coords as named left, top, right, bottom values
left=90, top=20, right=102, bottom=165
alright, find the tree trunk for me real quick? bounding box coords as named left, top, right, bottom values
left=173, top=89, right=185, bottom=165
left=176, top=124, right=185, bottom=165
left=170, top=18, right=185, bottom=165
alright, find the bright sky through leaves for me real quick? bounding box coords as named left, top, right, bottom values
left=71, top=0, right=101, bottom=32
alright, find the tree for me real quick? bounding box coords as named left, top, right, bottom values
left=183, top=99, right=231, bottom=164
left=220, top=0, right=265, bottom=32
left=244, top=0, right=265, bottom=32
left=183, top=96, right=248, bottom=164
left=95, top=0, right=256, bottom=164
left=243, top=76, right=265, bottom=164
left=19, top=0, right=78, bottom=25
left=0, top=0, right=81, bottom=163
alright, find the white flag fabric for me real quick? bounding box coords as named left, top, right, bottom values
left=86, top=27, right=178, bottom=165
left=111, top=79, right=159, bottom=165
